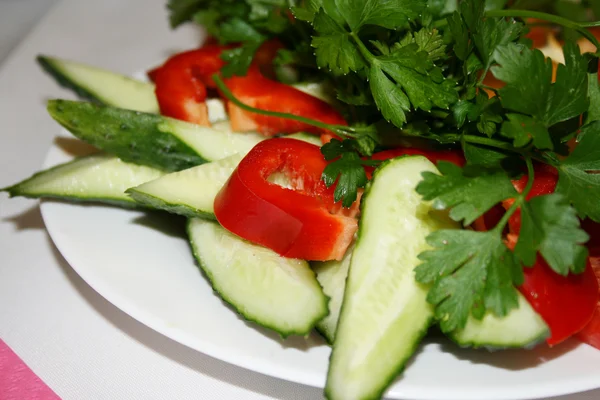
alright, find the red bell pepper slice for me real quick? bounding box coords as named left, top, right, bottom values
left=152, top=44, right=230, bottom=126
left=502, top=165, right=599, bottom=346
left=214, top=138, right=357, bottom=261
left=222, top=66, right=347, bottom=136
left=519, top=252, right=599, bottom=346
left=151, top=40, right=347, bottom=135
left=503, top=164, right=559, bottom=235
left=576, top=257, right=600, bottom=349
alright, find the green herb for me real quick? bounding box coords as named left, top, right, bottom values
left=555, top=121, right=600, bottom=221
left=171, top=0, right=600, bottom=332
left=416, top=162, right=518, bottom=226
left=514, top=193, right=589, bottom=275
left=416, top=228, right=522, bottom=332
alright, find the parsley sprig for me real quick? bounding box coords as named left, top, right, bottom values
left=171, top=0, right=600, bottom=333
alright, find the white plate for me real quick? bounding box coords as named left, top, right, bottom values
left=39, top=135, right=600, bottom=400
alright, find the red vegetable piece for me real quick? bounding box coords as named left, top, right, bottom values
left=576, top=257, right=600, bottom=349
left=152, top=44, right=229, bottom=125
left=214, top=138, right=357, bottom=261
left=223, top=66, right=347, bottom=136
left=503, top=164, right=558, bottom=234
left=501, top=164, right=599, bottom=346
left=519, top=255, right=599, bottom=346
left=472, top=204, right=506, bottom=232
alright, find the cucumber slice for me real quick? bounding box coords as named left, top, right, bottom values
left=127, top=154, right=242, bottom=219
left=2, top=154, right=163, bottom=207
left=47, top=100, right=263, bottom=172
left=316, top=248, right=549, bottom=350
left=37, top=55, right=159, bottom=113
left=450, top=293, right=549, bottom=350
left=285, top=132, right=322, bottom=146
left=126, top=133, right=320, bottom=218
left=326, top=156, right=459, bottom=400
left=37, top=55, right=332, bottom=116
left=312, top=244, right=353, bottom=344
left=187, top=218, right=328, bottom=336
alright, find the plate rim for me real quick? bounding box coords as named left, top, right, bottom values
left=39, top=139, right=600, bottom=400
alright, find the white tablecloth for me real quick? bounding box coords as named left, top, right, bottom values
left=0, top=1, right=598, bottom=399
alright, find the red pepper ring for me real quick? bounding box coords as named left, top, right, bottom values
left=214, top=138, right=357, bottom=261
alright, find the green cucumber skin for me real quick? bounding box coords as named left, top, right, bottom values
left=449, top=327, right=549, bottom=352
left=186, top=219, right=329, bottom=338
left=448, top=293, right=550, bottom=351
left=127, top=189, right=216, bottom=220
left=312, top=245, right=354, bottom=345
left=325, top=156, right=457, bottom=400
left=37, top=55, right=159, bottom=113
left=37, top=56, right=103, bottom=104
left=2, top=154, right=163, bottom=208
left=48, top=100, right=207, bottom=172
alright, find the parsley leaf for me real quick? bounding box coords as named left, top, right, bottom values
left=292, top=0, right=322, bottom=22
left=220, top=43, right=263, bottom=77
left=501, top=113, right=553, bottom=149
left=555, top=121, right=600, bottom=221
left=473, top=16, right=522, bottom=68
left=515, top=194, right=589, bottom=275
left=398, top=28, right=447, bottom=63
left=312, top=10, right=366, bottom=75
left=416, top=229, right=521, bottom=333
left=334, top=0, right=426, bottom=31
left=416, top=161, right=518, bottom=225
left=447, top=10, right=472, bottom=61
left=321, top=139, right=374, bottom=207
left=454, top=93, right=503, bottom=137
left=462, top=142, right=510, bottom=168
left=218, top=17, right=264, bottom=42
left=217, top=17, right=266, bottom=76
left=585, top=68, right=600, bottom=124
left=369, top=66, right=411, bottom=127
left=447, top=0, right=522, bottom=67
left=375, top=45, right=458, bottom=113
left=493, top=42, right=588, bottom=130
left=322, top=152, right=369, bottom=207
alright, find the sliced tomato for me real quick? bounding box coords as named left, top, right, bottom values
left=213, top=138, right=357, bottom=261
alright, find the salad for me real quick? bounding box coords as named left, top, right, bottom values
left=4, top=0, right=600, bottom=399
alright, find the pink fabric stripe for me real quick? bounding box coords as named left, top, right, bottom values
left=0, top=339, right=60, bottom=400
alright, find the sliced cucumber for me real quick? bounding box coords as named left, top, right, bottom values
left=285, top=132, right=322, bottom=146
left=187, top=218, right=328, bottom=336
left=127, top=154, right=242, bottom=219
left=38, top=55, right=159, bottom=113
left=312, top=244, right=353, bottom=344
left=316, top=250, right=549, bottom=350
left=326, top=156, right=459, bottom=400
left=450, top=293, right=549, bottom=350
left=47, top=100, right=263, bottom=172
left=2, top=154, right=164, bottom=207
left=38, top=54, right=332, bottom=115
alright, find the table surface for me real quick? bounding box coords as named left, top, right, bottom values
left=0, top=1, right=599, bottom=399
